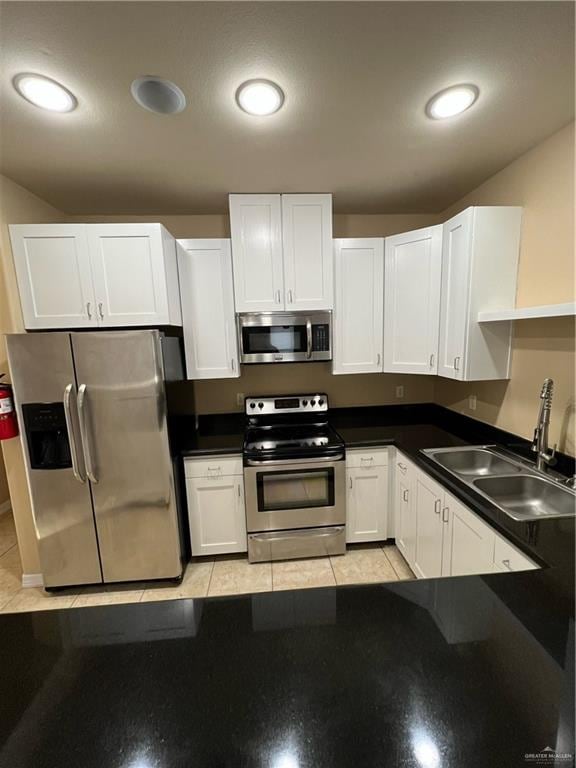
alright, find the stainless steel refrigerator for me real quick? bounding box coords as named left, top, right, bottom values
left=6, top=330, right=184, bottom=588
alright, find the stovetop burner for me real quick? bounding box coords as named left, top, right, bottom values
left=243, top=394, right=344, bottom=461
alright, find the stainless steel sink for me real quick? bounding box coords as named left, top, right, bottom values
left=473, top=475, right=576, bottom=521
left=421, top=445, right=576, bottom=521
left=426, top=447, right=521, bottom=478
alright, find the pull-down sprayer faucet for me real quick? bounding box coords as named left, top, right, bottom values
left=531, top=378, right=557, bottom=472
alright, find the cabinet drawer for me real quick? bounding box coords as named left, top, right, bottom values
left=184, top=455, right=243, bottom=479
left=346, top=448, right=389, bottom=469
left=493, top=535, right=538, bottom=573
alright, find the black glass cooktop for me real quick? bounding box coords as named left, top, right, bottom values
left=244, top=423, right=344, bottom=459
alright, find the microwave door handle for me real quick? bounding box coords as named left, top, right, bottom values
left=306, top=319, right=312, bottom=359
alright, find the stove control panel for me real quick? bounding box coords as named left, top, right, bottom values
left=245, top=394, right=329, bottom=415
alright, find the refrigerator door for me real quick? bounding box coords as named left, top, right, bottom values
left=71, top=331, right=182, bottom=582
left=6, top=333, right=102, bottom=587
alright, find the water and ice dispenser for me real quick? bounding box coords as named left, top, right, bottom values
left=21, top=403, right=72, bottom=470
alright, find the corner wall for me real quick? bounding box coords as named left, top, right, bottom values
left=434, top=122, right=575, bottom=455
left=0, top=174, right=65, bottom=573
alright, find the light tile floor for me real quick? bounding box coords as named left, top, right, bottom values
left=0, top=513, right=415, bottom=614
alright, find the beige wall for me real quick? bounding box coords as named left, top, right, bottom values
left=0, top=174, right=64, bottom=572
left=435, top=123, right=575, bottom=454
left=188, top=366, right=435, bottom=415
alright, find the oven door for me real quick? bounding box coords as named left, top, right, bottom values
left=244, top=456, right=346, bottom=532
left=238, top=313, right=331, bottom=363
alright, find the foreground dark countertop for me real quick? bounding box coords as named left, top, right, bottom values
left=1, top=404, right=573, bottom=767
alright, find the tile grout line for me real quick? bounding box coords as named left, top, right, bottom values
left=205, top=559, right=216, bottom=597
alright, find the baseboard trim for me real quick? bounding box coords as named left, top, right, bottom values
left=22, top=573, right=44, bottom=589
left=0, top=500, right=11, bottom=516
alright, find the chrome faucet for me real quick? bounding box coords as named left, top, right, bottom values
left=531, top=378, right=557, bottom=472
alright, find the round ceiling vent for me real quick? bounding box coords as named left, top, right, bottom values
left=130, top=76, right=186, bottom=115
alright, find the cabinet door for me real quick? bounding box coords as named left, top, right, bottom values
left=346, top=465, right=388, bottom=543
left=438, top=209, right=472, bottom=380
left=444, top=495, right=495, bottom=577
left=87, top=224, right=174, bottom=326
left=282, top=194, right=333, bottom=311
left=187, top=475, right=247, bottom=556
left=177, top=239, right=239, bottom=379
left=492, top=534, right=537, bottom=573
left=333, top=238, right=384, bottom=374
left=384, top=225, right=442, bottom=374
left=413, top=472, right=445, bottom=579
left=9, top=224, right=97, bottom=329
left=229, top=194, right=284, bottom=312
left=394, top=455, right=417, bottom=568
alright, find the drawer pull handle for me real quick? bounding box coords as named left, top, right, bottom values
left=453, top=356, right=461, bottom=371
left=402, top=489, right=409, bottom=502
left=502, top=559, right=513, bottom=571
left=397, top=462, right=407, bottom=472
left=360, top=457, right=373, bottom=464
left=442, top=506, right=449, bottom=523
left=429, top=353, right=435, bottom=368
left=86, top=302, right=92, bottom=319
left=98, top=302, right=104, bottom=320
left=349, top=477, right=353, bottom=489
left=434, top=499, right=441, bottom=514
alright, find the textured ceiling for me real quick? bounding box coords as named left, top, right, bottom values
left=0, top=1, right=573, bottom=214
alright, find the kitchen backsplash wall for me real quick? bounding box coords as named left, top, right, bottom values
left=170, top=365, right=435, bottom=414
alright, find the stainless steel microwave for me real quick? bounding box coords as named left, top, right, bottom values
left=237, top=311, right=332, bottom=364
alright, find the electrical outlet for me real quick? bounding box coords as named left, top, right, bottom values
left=236, top=392, right=245, bottom=407
left=468, top=394, right=477, bottom=411
left=396, top=385, right=404, bottom=399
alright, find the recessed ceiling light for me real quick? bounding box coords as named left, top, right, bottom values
left=236, top=79, right=284, bottom=116
left=131, top=77, right=187, bottom=115
left=426, top=84, right=479, bottom=120
left=13, top=73, right=77, bottom=113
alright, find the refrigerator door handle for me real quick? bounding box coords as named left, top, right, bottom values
left=63, top=383, right=86, bottom=483
left=77, top=384, right=98, bottom=483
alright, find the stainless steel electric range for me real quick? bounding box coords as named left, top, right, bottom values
left=243, top=394, right=346, bottom=563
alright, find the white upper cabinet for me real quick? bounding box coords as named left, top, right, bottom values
left=229, top=194, right=284, bottom=312
left=384, top=225, right=442, bottom=375
left=177, top=239, right=239, bottom=380
left=87, top=223, right=181, bottom=327
left=438, top=206, right=522, bottom=381
left=281, top=194, right=333, bottom=310
left=333, top=238, right=384, bottom=374
left=229, top=193, right=334, bottom=312
left=10, top=224, right=97, bottom=329
left=10, top=223, right=181, bottom=329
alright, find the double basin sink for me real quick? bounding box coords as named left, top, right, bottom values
left=422, top=446, right=575, bottom=521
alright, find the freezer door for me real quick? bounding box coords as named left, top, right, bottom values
left=71, top=331, right=182, bottom=582
left=5, top=333, right=102, bottom=587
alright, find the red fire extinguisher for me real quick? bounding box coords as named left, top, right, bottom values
left=0, top=374, right=18, bottom=440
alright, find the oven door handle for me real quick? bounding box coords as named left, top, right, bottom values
left=306, top=319, right=312, bottom=359
left=249, top=526, right=345, bottom=543
left=245, top=453, right=345, bottom=467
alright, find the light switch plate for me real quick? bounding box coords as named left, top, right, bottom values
left=396, top=386, right=404, bottom=399
left=236, top=392, right=245, bottom=406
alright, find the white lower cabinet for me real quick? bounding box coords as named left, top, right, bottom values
left=184, top=456, right=247, bottom=556
left=413, top=471, right=446, bottom=579
left=346, top=449, right=389, bottom=543
left=392, top=450, right=538, bottom=579
left=394, top=452, right=418, bottom=569
left=492, top=534, right=538, bottom=573
left=443, top=494, right=495, bottom=576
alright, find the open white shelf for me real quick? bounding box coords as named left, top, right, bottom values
left=478, top=302, right=576, bottom=323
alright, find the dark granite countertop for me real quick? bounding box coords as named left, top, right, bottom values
left=1, top=404, right=573, bottom=767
